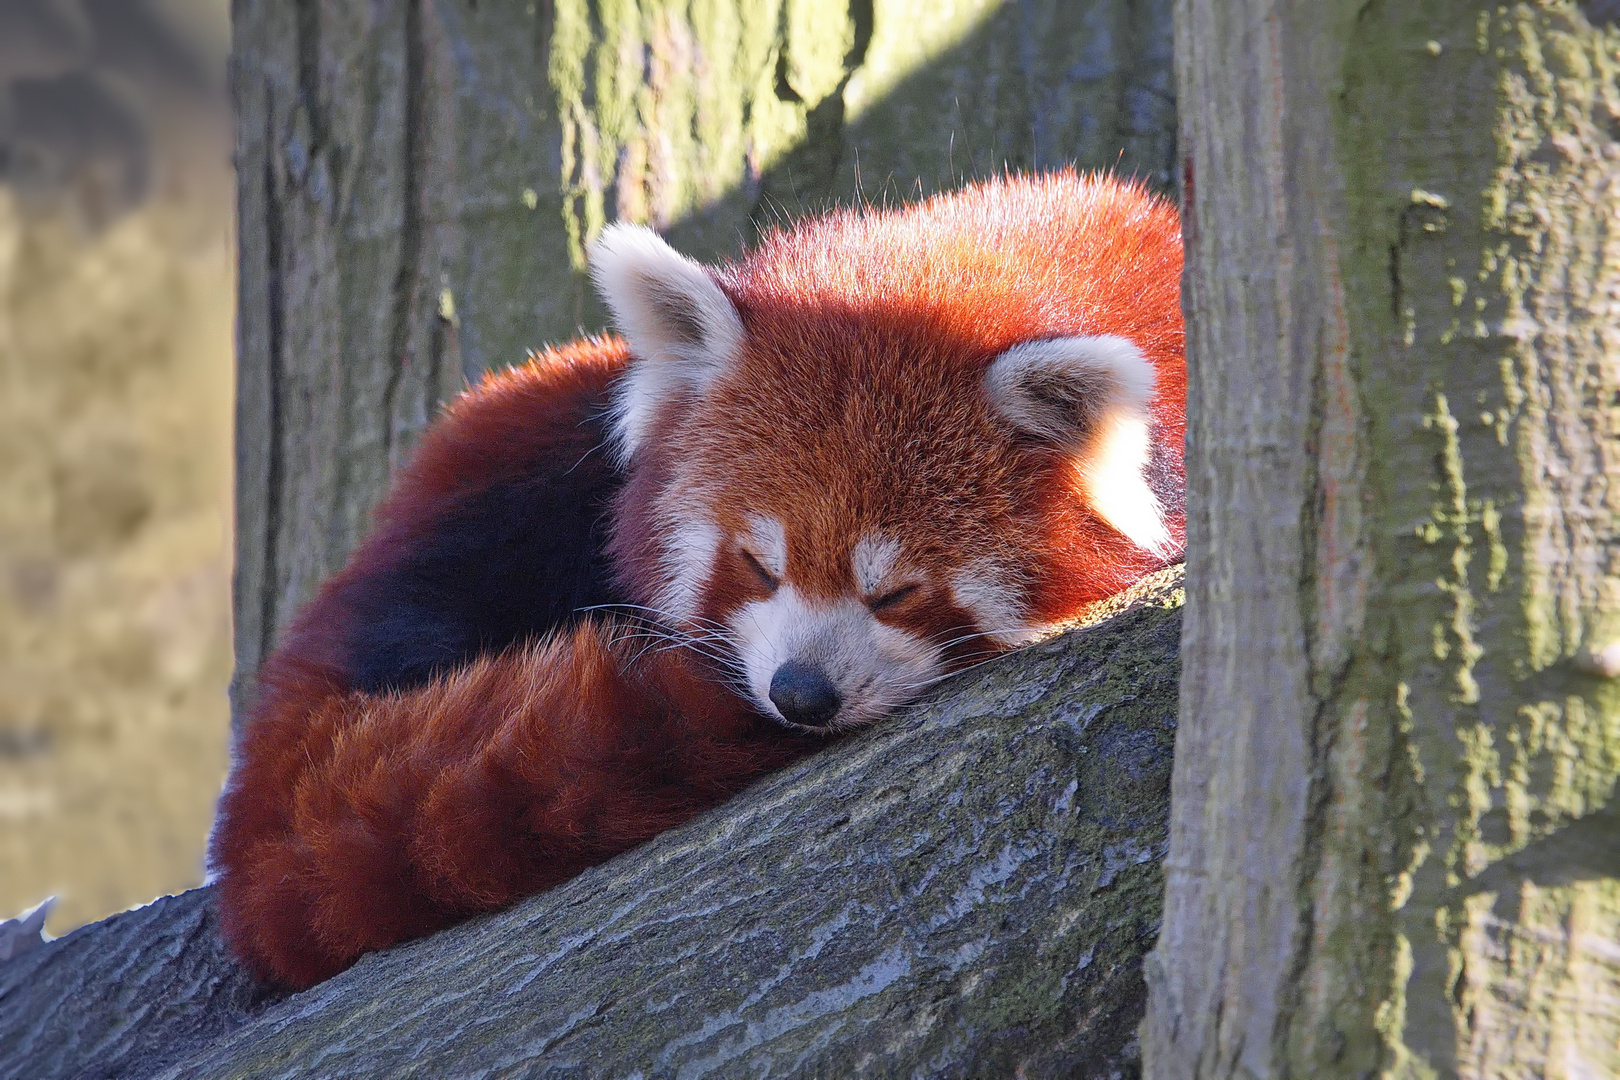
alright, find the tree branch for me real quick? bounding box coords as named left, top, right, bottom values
left=2, top=570, right=1182, bottom=1080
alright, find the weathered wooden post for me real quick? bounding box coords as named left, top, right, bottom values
left=1145, top=3, right=1620, bottom=1076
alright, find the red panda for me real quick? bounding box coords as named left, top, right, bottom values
left=210, top=172, right=1185, bottom=990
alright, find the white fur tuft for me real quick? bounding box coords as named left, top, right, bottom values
left=851, top=534, right=901, bottom=594
left=1079, top=412, right=1174, bottom=558
left=984, top=335, right=1173, bottom=558
left=951, top=559, right=1043, bottom=647
left=588, top=224, right=745, bottom=462
left=651, top=516, right=721, bottom=623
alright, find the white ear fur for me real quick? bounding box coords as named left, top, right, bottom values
left=985, top=335, right=1173, bottom=558
left=588, top=224, right=745, bottom=461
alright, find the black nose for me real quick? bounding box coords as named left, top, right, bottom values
left=769, top=661, right=842, bottom=727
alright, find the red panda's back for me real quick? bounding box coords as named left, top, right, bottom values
left=731, top=174, right=1184, bottom=447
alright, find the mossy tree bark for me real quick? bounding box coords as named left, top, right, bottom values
left=228, top=0, right=1175, bottom=729
left=1144, top=3, right=1620, bottom=1077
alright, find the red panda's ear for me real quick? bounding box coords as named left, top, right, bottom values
left=984, top=336, right=1173, bottom=559
left=588, top=224, right=745, bottom=461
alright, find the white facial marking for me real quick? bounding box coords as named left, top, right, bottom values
left=1077, top=413, right=1174, bottom=558
left=951, top=559, right=1043, bottom=647
left=652, top=516, right=721, bottom=622
left=729, top=586, right=943, bottom=731
left=745, top=515, right=788, bottom=579
left=851, top=533, right=901, bottom=595
left=984, top=335, right=1174, bottom=558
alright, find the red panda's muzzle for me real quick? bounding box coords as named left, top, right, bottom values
left=726, top=585, right=947, bottom=733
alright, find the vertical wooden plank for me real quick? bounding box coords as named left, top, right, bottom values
left=1145, top=3, right=1620, bottom=1076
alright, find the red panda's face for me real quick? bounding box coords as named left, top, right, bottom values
left=713, top=518, right=952, bottom=729
left=683, top=514, right=1020, bottom=731
left=631, top=505, right=1049, bottom=732
left=589, top=199, right=1182, bottom=732
left=622, top=358, right=1079, bottom=732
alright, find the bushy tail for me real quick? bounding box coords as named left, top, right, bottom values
left=210, top=621, right=815, bottom=989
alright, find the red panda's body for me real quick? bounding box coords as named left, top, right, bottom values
left=212, top=173, right=1185, bottom=989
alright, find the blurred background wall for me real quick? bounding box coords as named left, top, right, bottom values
left=0, top=0, right=233, bottom=937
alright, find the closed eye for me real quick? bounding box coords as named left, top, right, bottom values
left=867, top=583, right=919, bottom=613
left=741, top=550, right=781, bottom=592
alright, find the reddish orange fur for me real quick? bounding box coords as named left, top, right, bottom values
left=217, top=626, right=818, bottom=987
left=212, top=172, right=1184, bottom=989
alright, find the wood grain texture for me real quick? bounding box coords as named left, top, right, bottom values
left=1145, top=3, right=1620, bottom=1077
left=228, top=0, right=1177, bottom=730
left=0, top=888, right=286, bottom=1080
left=2, top=571, right=1182, bottom=1080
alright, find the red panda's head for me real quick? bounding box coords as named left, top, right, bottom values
left=591, top=174, right=1184, bottom=733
